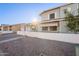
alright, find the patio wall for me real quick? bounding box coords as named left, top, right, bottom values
left=17, top=31, right=79, bottom=44
left=17, top=31, right=79, bottom=56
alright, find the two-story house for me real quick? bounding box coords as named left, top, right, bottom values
left=40, top=3, right=79, bottom=32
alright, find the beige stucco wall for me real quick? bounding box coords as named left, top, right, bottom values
left=40, top=8, right=60, bottom=20
left=0, top=24, right=22, bottom=31
left=59, top=20, right=69, bottom=32
left=41, top=22, right=58, bottom=27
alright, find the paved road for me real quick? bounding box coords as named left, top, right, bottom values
left=0, top=33, right=75, bottom=56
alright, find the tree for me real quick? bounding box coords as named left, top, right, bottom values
left=64, top=9, right=79, bottom=33
left=75, top=9, right=79, bottom=32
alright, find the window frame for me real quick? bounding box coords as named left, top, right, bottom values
left=48, top=13, right=55, bottom=20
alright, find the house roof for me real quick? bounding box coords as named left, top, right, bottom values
left=40, top=3, right=73, bottom=15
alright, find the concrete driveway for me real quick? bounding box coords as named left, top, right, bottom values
left=0, top=33, right=75, bottom=56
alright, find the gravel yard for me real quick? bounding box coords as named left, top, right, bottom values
left=0, top=33, right=76, bottom=56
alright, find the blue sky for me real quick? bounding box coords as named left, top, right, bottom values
left=0, top=3, right=64, bottom=25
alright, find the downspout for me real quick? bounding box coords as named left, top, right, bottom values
left=58, top=7, right=61, bottom=33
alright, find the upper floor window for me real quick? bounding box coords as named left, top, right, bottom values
left=64, top=9, right=67, bottom=14
left=49, top=13, right=55, bottom=20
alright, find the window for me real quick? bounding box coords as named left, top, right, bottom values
left=49, top=13, right=55, bottom=20
left=64, top=9, right=67, bottom=14
left=50, top=26, right=57, bottom=31
left=42, top=27, right=48, bottom=31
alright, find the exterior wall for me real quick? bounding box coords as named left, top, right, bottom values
left=40, top=8, right=60, bottom=20
left=26, top=25, right=31, bottom=31
left=40, top=8, right=61, bottom=32
left=59, top=3, right=78, bottom=18
left=41, top=3, right=78, bottom=20
left=59, top=20, right=69, bottom=32
left=0, top=24, right=22, bottom=31
left=41, top=22, right=59, bottom=26
left=3, top=26, right=9, bottom=31
left=37, top=24, right=42, bottom=32
left=11, top=24, right=21, bottom=31
left=0, top=23, right=35, bottom=32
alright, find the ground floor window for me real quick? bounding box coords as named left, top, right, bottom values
left=50, top=26, right=57, bottom=31
left=42, top=27, right=48, bottom=31
left=42, top=26, right=57, bottom=31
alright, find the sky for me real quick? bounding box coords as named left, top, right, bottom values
left=0, top=3, right=64, bottom=25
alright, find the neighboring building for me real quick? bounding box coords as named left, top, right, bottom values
left=0, top=23, right=27, bottom=31
left=0, top=23, right=37, bottom=32
left=39, top=3, right=79, bottom=32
